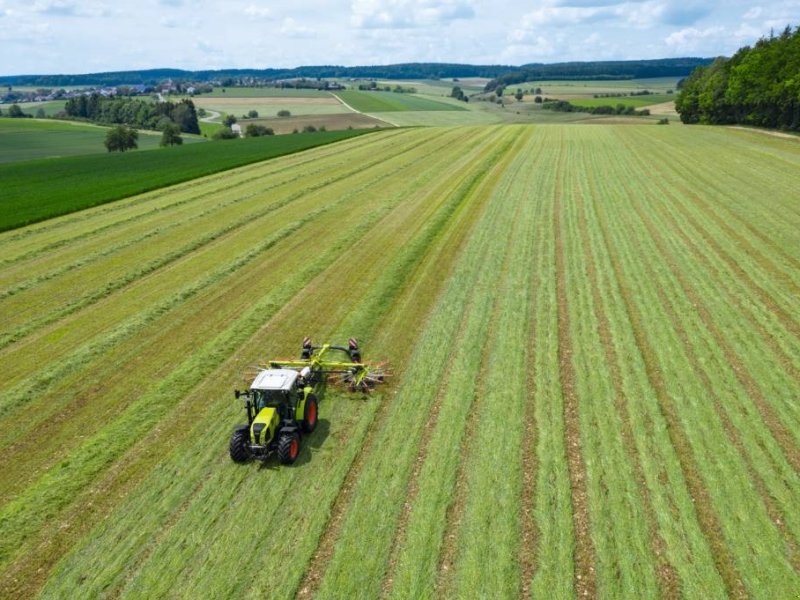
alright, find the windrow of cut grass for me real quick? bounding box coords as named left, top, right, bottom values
left=1, top=123, right=798, bottom=600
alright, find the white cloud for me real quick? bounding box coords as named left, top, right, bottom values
left=243, top=5, right=272, bottom=19
left=31, top=0, right=112, bottom=17
left=33, top=1, right=78, bottom=16
left=743, top=6, right=763, bottom=20
left=280, top=17, right=314, bottom=38
left=351, top=0, right=475, bottom=29
left=664, top=26, right=724, bottom=53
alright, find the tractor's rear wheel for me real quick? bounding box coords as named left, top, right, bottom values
left=302, top=395, right=318, bottom=434
left=229, top=428, right=251, bottom=463
left=277, top=431, right=300, bottom=465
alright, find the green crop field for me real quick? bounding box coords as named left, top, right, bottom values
left=0, top=129, right=371, bottom=231
left=567, top=94, right=675, bottom=108
left=0, top=118, right=192, bottom=163
left=336, top=90, right=466, bottom=112
left=0, top=124, right=799, bottom=600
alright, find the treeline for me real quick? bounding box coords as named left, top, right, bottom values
left=483, top=58, right=711, bottom=92
left=64, top=94, right=200, bottom=134
left=0, top=63, right=515, bottom=87
left=675, top=26, right=800, bottom=130
left=0, top=58, right=711, bottom=88
left=543, top=100, right=651, bottom=117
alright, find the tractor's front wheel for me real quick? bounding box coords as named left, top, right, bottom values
left=277, top=431, right=301, bottom=465
left=229, top=427, right=251, bottom=463
left=302, top=395, right=318, bottom=434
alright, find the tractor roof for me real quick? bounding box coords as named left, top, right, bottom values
left=250, top=368, right=299, bottom=391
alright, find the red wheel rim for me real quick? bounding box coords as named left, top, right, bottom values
left=290, top=438, right=299, bottom=459
left=308, top=402, right=317, bottom=426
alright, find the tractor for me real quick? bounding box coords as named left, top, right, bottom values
left=229, top=338, right=386, bottom=465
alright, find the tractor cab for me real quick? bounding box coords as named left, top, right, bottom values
left=250, top=368, right=300, bottom=418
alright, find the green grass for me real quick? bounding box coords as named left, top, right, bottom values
left=336, top=90, right=466, bottom=112
left=0, top=129, right=372, bottom=232
left=568, top=94, right=674, bottom=108
left=0, top=124, right=799, bottom=600
left=0, top=118, right=191, bottom=163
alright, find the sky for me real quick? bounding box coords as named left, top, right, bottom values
left=1, top=0, right=797, bottom=75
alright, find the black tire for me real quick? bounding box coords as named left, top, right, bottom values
left=277, top=431, right=300, bottom=465
left=229, top=428, right=251, bottom=463
left=302, top=395, right=318, bottom=434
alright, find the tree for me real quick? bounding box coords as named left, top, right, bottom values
left=104, top=125, right=138, bottom=152
left=302, top=125, right=317, bottom=132
left=7, top=104, right=26, bottom=118
left=277, top=109, right=291, bottom=117
left=222, top=113, right=237, bottom=127
left=213, top=127, right=238, bottom=140
left=515, top=89, right=524, bottom=101
left=245, top=124, right=274, bottom=137
left=35, top=108, right=46, bottom=118
left=247, top=109, right=259, bottom=118
left=160, top=123, right=183, bottom=146
left=534, top=95, right=543, bottom=103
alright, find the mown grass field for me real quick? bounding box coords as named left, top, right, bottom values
left=1, top=124, right=798, bottom=599
left=336, top=90, right=466, bottom=112
left=0, top=129, right=370, bottom=231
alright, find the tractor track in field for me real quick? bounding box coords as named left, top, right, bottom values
left=296, top=129, right=518, bottom=600
left=516, top=140, right=555, bottom=599
left=575, top=192, right=681, bottom=598
left=592, top=194, right=749, bottom=600
left=553, top=132, right=597, bottom=600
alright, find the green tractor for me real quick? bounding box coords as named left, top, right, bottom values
left=229, top=338, right=385, bottom=465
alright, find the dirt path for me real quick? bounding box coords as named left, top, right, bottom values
left=331, top=93, right=398, bottom=128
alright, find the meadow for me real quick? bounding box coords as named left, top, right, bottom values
left=0, top=118, right=189, bottom=163
left=0, top=123, right=798, bottom=599
left=335, top=90, right=466, bottom=112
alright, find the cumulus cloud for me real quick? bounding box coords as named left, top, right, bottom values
left=665, top=26, right=724, bottom=53
left=33, top=1, right=78, bottom=16
left=280, top=17, right=314, bottom=38
left=351, top=0, right=475, bottom=29
left=243, top=5, right=272, bottom=19
left=31, top=0, right=112, bottom=17
left=514, top=0, right=712, bottom=30
left=743, top=6, right=763, bottom=20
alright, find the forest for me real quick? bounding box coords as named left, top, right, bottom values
left=676, top=26, right=800, bottom=130
left=64, top=95, right=200, bottom=134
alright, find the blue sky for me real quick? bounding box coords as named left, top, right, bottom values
left=1, top=1, right=797, bottom=75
